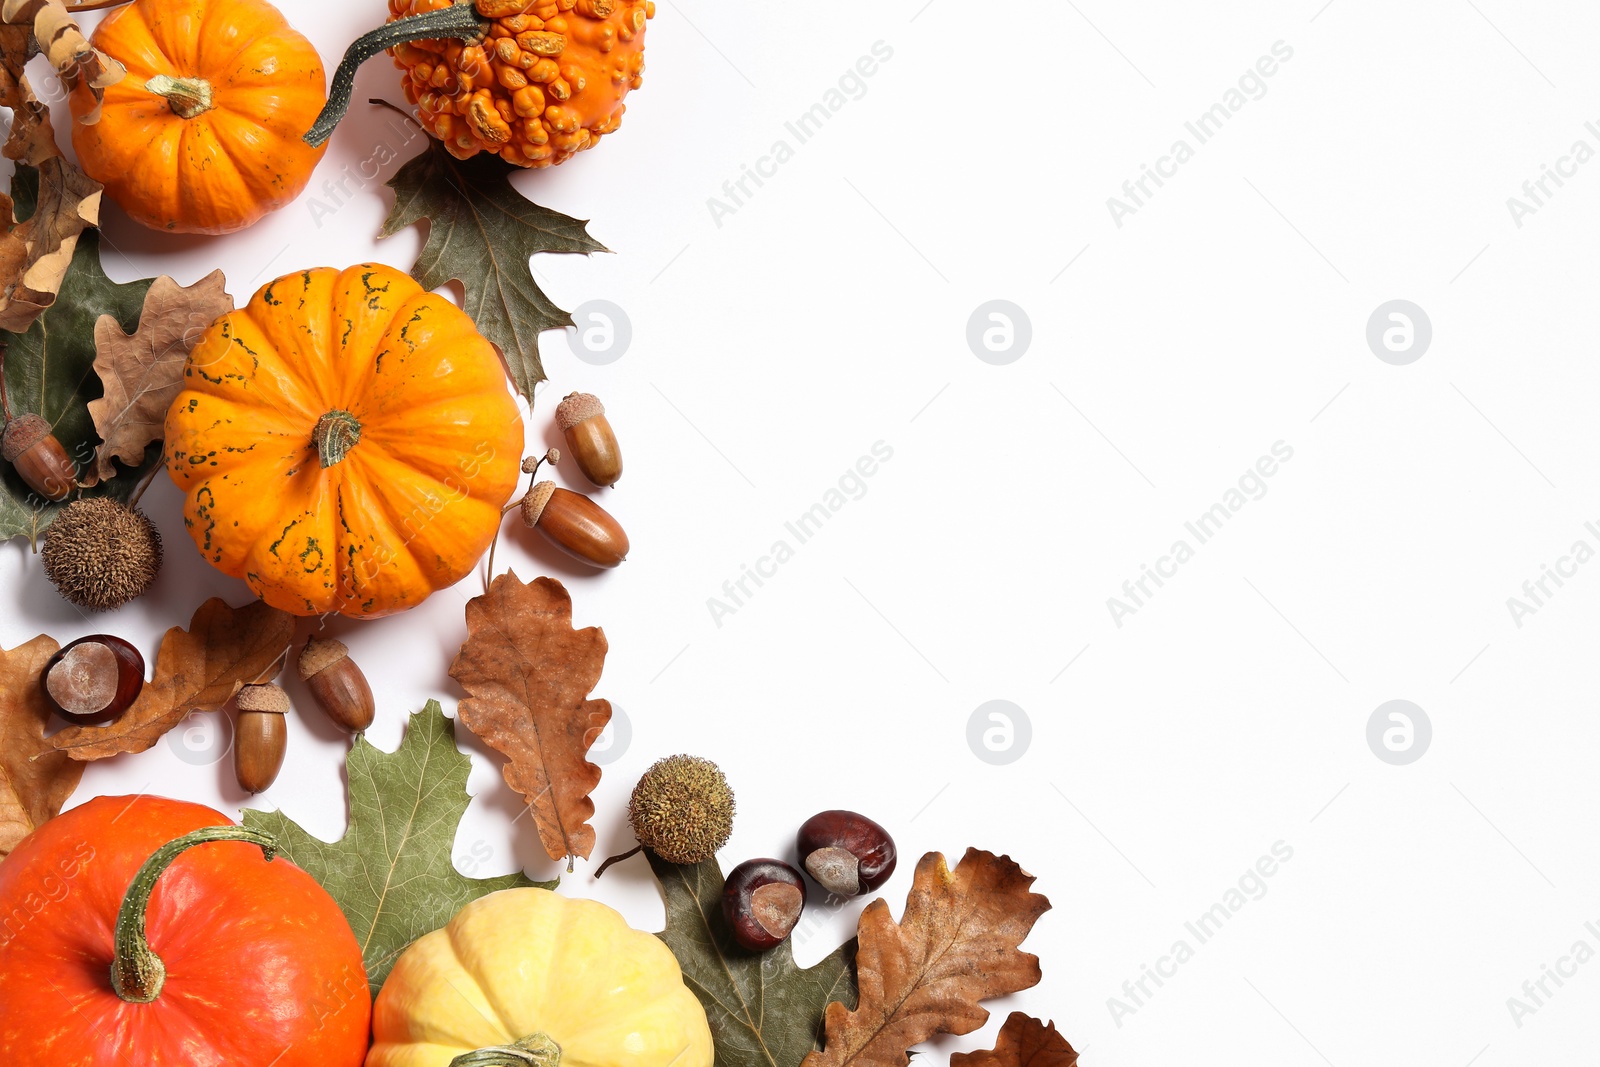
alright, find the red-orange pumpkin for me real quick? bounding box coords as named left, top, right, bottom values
left=0, top=796, right=370, bottom=1067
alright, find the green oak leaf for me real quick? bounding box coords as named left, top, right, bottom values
left=650, top=851, right=859, bottom=1067
left=0, top=166, right=159, bottom=544
left=244, top=700, right=555, bottom=995
left=380, top=139, right=608, bottom=402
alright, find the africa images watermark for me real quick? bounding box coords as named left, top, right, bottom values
left=1107, top=40, right=1295, bottom=229
left=706, top=441, right=894, bottom=627
left=1504, top=920, right=1600, bottom=1029
left=1107, top=441, right=1295, bottom=628
left=1107, top=841, right=1296, bottom=1028
left=306, top=110, right=428, bottom=228
left=1504, top=119, right=1600, bottom=229
left=706, top=41, right=895, bottom=228
left=1503, top=520, right=1600, bottom=629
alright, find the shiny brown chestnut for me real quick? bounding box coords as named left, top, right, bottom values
left=797, top=810, right=896, bottom=897
left=41, top=634, right=144, bottom=724
left=722, top=858, right=806, bottom=951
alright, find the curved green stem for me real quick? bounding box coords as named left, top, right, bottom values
left=111, top=826, right=278, bottom=1003
left=305, top=1, right=490, bottom=147
left=451, top=1033, right=562, bottom=1067
left=314, top=410, right=363, bottom=468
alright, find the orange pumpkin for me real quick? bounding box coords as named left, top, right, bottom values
left=73, top=0, right=329, bottom=234
left=0, top=796, right=370, bottom=1067
left=164, top=264, right=524, bottom=618
left=305, top=0, right=652, bottom=168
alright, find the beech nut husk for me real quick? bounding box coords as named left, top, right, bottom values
left=298, top=635, right=375, bottom=732
left=520, top=482, right=629, bottom=568
left=722, top=858, right=806, bottom=952
left=234, top=684, right=289, bottom=794
left=556, top=392, right=622, bottom=487
left=2, top=413, right=76, bottom=502
left=40, top=634, right=144, bottom=725
left=796, top=810, right=897, bottom=897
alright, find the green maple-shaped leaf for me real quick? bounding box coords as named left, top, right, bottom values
left=650, top=851, right=859, bottom=1067
left=0, top=166, right=159, bottom=543
left=244, top=700, right=555, bottom=995
left=380, top=139, right=608, bottom=402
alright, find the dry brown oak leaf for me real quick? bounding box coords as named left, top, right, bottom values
left=950, top=1013, right=1079, bottom=1067
left=0, top=634, right=83, bottom=858
left=50, top=597, right=294, bottom=761
left=803, top=849, right=1052, bottom=1067
left=84, top=271, right=232, bottom=486
left=449, top=572, right=609, bottom=867
left=0, top=24, right=101, bottom=333
left=1, top=0, right=125, bottom=124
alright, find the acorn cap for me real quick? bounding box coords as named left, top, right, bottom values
left=298, top=635, right=349, bottom=680
left=521, top=448, right=560, bottom=474
left=628, top=754, right=736, bottom=865
left=235, top=683, right=290, bottom=714
left=555, top=392, right=604, bottom=432
left=2, top=413, right=51, bottom=462
left=40, top=499, right=162, bottom=612
left=521, top=480, right=556, bottom=527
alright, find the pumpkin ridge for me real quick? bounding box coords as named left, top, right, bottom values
left=444, top=901, right=521, bottom=1046
left=192, top=0, right=275, bottom=73
left=344, top=449, right=480, bottom=577
left=172, top=118, right=245, bottom=234
left=204, top=113, right=300, bottom=210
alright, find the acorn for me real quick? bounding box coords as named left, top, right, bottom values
left=628, top=754, right=735, bottom=864
left=234, top=683, right=289, bottom=794
left=297, top=635, right=375, bottom=731
left=40, top=634, right=144, bottom=725
left=556, top=392, right=622, bottom=487
left=40, top=498, right=162, bottom=611
left=2, top=413, right=76, bottom=502
left=520, top=481, right=629, bottom=568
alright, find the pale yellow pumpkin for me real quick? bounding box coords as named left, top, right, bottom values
left=369, top=889, right=713, bottom=1067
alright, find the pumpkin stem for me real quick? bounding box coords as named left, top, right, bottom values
left=305, top=0, right=490, bottom=148
left=451, top=1033, right=562, bottom=1067
left=314, top=410, right=363, bottom=468
left=111, top=825, right=279, bottom=1004
left=145, top=74, right=214, bottom=119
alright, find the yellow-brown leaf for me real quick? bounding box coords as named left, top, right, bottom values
left=84, top=271, right=233, bottom=486
left=50, top=597, right=294, bottom=761
left=0, top=634, right=82, bottom=858
left=951, top=1014, right=1079, bottom=1067
left=448, top=572, right=609, bottom=865
left=804, top=849, right=1051, bottom=1067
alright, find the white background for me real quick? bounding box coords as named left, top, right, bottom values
left=3, top=0, right=1599, bottom=1063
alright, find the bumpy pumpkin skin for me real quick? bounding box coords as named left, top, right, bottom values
left=0, top=796, right=371, bottom=1067
left=73, top=0, right=328, bottom=234
left=394, top=0, right=653, bottom=167
left=371, top=888, right=713, bottom=1067
left=164, top=264, right=524, bottom=619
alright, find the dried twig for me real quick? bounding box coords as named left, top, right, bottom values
left=1, top=0, right=125, bottom=124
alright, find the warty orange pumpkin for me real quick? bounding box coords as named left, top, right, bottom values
left=72, top=0, right=329, bottom=234
left=164, top=263, right=524, bottom=618
left=305, top=0, right=652, bottom=168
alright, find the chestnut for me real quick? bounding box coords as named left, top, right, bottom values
left=40, top=634, right=144, bottom=724
left=796, top=810, right=896, bottom=897
left=722, top=858, right=806, bottom=951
